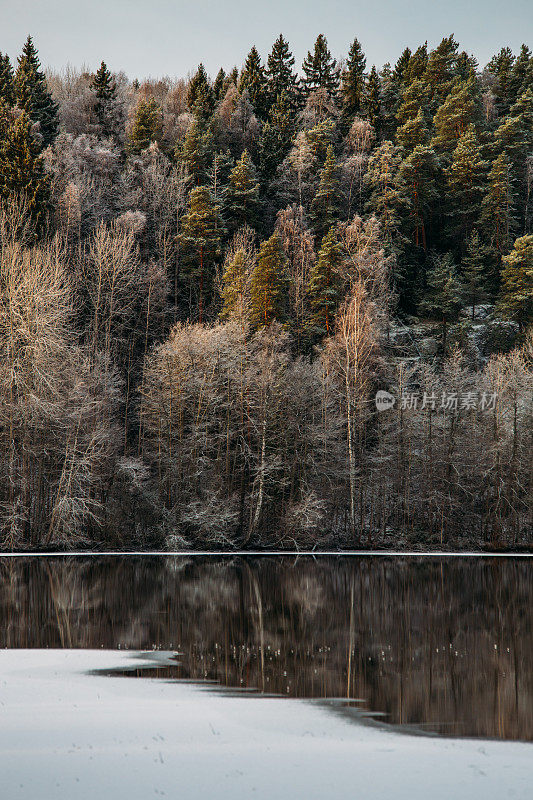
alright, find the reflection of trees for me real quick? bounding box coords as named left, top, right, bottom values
left=1, top=556, right=532, bottom=740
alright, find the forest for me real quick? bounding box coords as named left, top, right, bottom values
left=0, top=33, right=531, bottom=550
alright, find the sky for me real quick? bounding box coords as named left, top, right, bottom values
left=0, top=0, right=531, bottom=80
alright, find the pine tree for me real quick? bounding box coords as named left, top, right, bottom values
left=250, top=232, right=289, bottom=328
left=258, top=92, right=295, bottom=179
left=341, top=38, right=366, bottom=119
left=221, top=248, right=251, bottom=320
left=424, top=34, right=459, bottom=109
left=177, top=119, right=214, bottom=185
left=266, top=35, right=299, bottom=110
left=304, top=118, right=337, bottom=165
left=309, top=144, right=341, bottom=241
left=239, top=47, right=268, bottom=119
left=307, top=226, right=342, bottom=337
left=396, top=107, right=430, bottom=151
left=405, top=44, right=428, bottom=84
left=419, top=252, right=463, bottom=348
left=178, top=186, right=223, bottom=322
left=14, top=36, right=58, bottom=147
left=187, top=64, right=215, bottom=120
left=494, top=88, right=533, bottom=199
left=445, top=124, right=487, bottom=244
left=364, top=66, right=382, bottom=133
left=498, top=235, right=533, bottom=329
left=487, top=46, right=515, bottom=116
left=431, top=76, right=481, bottom=156
left=397, top=144, right=438, bottom=250
left=396, top=78, right=431, bottom=126
left=0, top=110, right=50, bottom=231
left=127, top=98, right=162, bottom=154
left=0, top=52, right=15, bottom=106
left=481, top=153, right=517, bottom=266
left=0, top=98, right=12, bottom=140
left=224, top=149, right=260, bottom=233
left=364, top=141, right=404, bottom=247
left=455, top=51, right=478, bottom=81
left=302, top=35, right=339, bottom=96
left=461, top=231, right=489, bottom=318
left=92, top=61, right=116, bottom=137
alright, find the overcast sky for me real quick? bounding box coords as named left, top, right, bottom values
left=1, top=0, right=531, bottom=79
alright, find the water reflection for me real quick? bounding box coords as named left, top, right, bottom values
left=1, top=556, right=532, bottom=741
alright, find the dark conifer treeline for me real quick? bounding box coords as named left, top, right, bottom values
left=0, top=34, right=531, bottom=550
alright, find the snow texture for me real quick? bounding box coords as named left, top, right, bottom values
left=0, top=649, right=531, bottom=799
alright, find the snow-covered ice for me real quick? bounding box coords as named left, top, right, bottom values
left=0, top=649, right=531, bottom=799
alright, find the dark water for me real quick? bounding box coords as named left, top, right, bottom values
left=1, top=555, right=532, bottom=741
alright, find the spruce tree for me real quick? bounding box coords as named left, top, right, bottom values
left=258, top=92, right=295, bottom=179
left=445, top=124, right=487, bottom=244
left=224, top=149, right=260, bottom=233
left=178, top=186, right=223, bottom=322
left=14, top=36, right=58, bottom=148
left=249, top=232, right=289, bottom=328
left=177, top=119, right=214, bottom=185
left=309, top=144, right=342, bottom=241
left=0, top=53, right=15, bottom=106
left=341, top=38, right=366, bottom=119
left=508, top=44, right=532, bottom=104
left=392, top=48, right=412, bottom=87
left=364, top=66, right=382, bottom=133
left=127, top=98, right=161, bottom=154
left=213, top=68, right=226, bottom=102
left=207, top=150, right=234, bottom=206
left=461, top=231, right=489, bottom=318
left=92, top=61, right=116, bottom=137
left=302, top=35, right=339, bottom=96
left=187, top=64, right=215, bottom=120
left=379, top=63, right=400, bottom=138
left=266, top=35, right=299, bottom=110
left=419, top=252, right=463, bottom=349
left=239, top=47, right=268, bottom=119
left=498, top=235, right=533, bottom=329
left=0, top=110, right=50, bottom=232
left=225, top=67, right=239, bottom=90
left=306, top=226, right=342, bottom=337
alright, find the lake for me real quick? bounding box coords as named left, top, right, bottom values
left=1, top=554, right=532, bottom=741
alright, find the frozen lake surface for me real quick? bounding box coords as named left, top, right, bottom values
left=1, top=648, right=532, bottom=800
left=1, top=555, right=533, bottom=798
